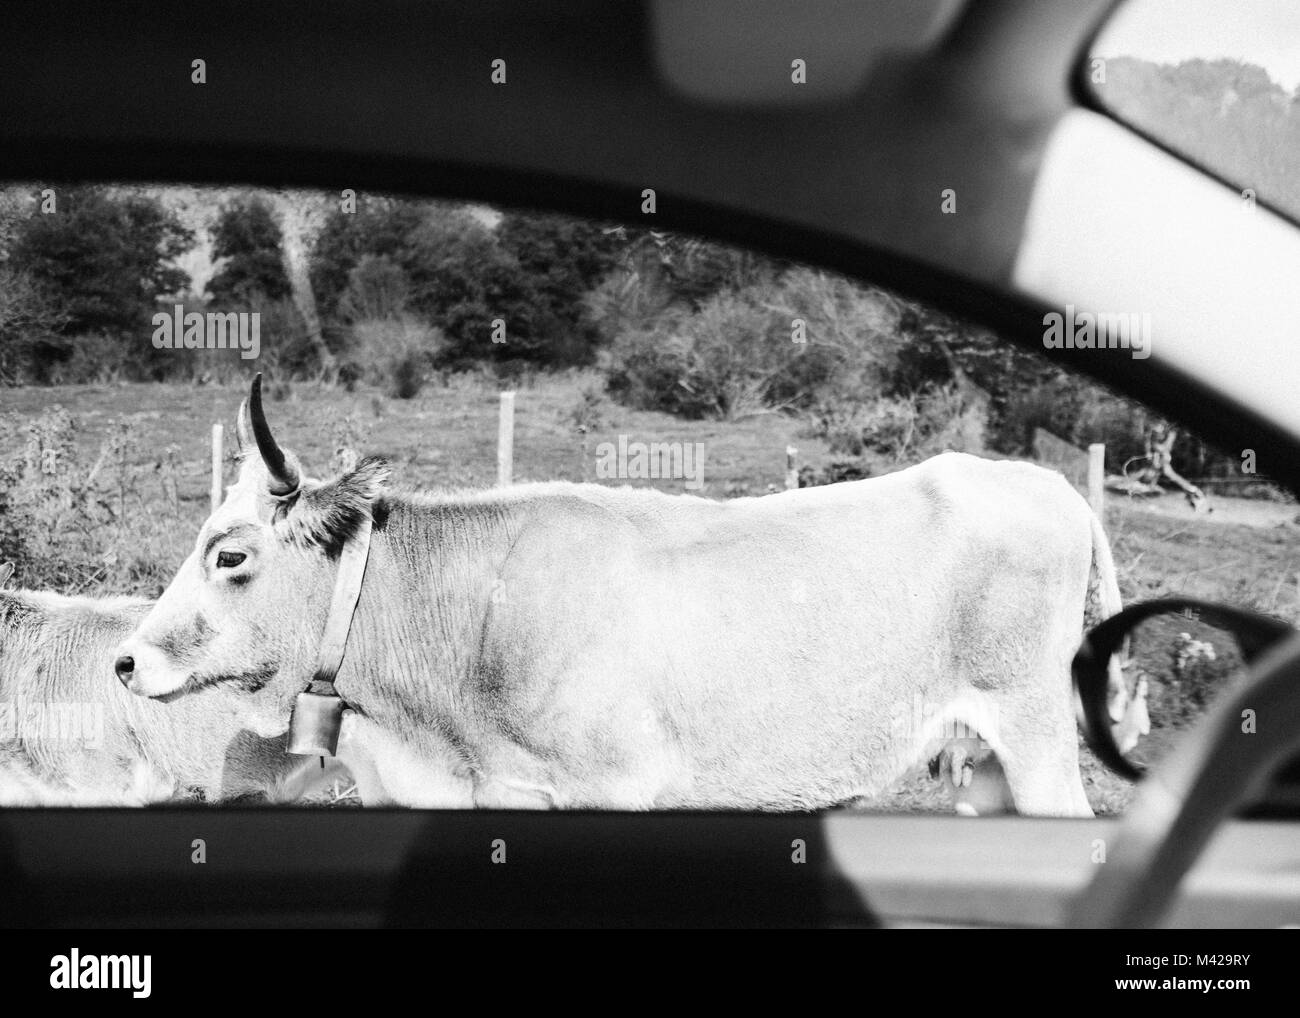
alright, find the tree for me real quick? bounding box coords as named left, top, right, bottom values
left=404, top=210, right=540, bottom=367
left=494, top=210, right=626, bottom=364
left=268, top=189, right=335, bottom=377
left=207, top=195, right=291, bottom=305
left=310, top=199, right=429, bottom=320
left=309, top=206, right=602, bottom=385
left=0, top=186, right=37, bottom=264
left=9, top=185, right=193, bottom=338
left=0, top=266, right=68, bottom=383
left=312, top=202, right=629, bottom=371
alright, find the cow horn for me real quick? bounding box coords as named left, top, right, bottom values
left=235, top=397, right=252, bottom=453
left=247, top=373, right=300, bottom=496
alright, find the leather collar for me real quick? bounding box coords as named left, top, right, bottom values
left=309, top=513, right=373, bottom=698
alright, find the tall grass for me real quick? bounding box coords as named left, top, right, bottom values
left=0, top=407, right=197, bottom=594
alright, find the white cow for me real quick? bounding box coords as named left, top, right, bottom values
left=115, top=379, right=1138, bottom=816
left=0, top=575, right=344, bottom=805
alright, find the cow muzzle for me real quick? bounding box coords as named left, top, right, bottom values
left=113, top=642, right=190, bottom=699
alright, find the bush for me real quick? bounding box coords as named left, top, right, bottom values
left=811, top=384, right=983, bottom=465
left=605, top=315, right=697, bottom=416
left=996, top=376, right=1164, bottom=472
left=583, top=262, right=676, bottom=344
left=137, top=295, right=305, bottom=386
left=0, top=266, right=68, bottom=384
left=798, top=460, right=873, bottom=487
left=49, top=332, right=134, bottom=385
left=344, top=316, right=443, bottom=399
left=605, top=266, right=903, bottom=421
left=1145, top=631, right=1240, bottom=730
left=253, top=296, right=316, bottom=380
left=562, top=381, right=610, bottom=433
left=0, top=408, right=192, bottom=593
left=607, top=289, right=826, bottom=420
left=339, top=254, right=411, bottom=324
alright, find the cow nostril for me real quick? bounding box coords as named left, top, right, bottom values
left=114, top=655, right=135, bottom=685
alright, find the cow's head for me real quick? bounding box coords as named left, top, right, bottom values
left=1107, top=645, right=1151, bottom=756
left=1112, top=674, right=1151, bottom=755
left=114, top=376, right=387, bottom=736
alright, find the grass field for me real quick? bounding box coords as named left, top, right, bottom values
left=5, top=374, right=1297, bottom=814
left=3, top=372, right=826, bottom=499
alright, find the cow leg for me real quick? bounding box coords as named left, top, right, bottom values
left=334, top=711, right=478, bottom=807
left=977, top=626, right=1094, bottom=817
left=267, top=755, right=352, bottom=804
left=335, top=713, right=392, bottom=806
left=1001, top=764, right=1089, bottom=817
left=337, top=748, right=390, bottom=806
left=991, top=736, right=1093, bottom=818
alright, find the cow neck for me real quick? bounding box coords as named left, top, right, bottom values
left=332, top=495, right=512, bottom=718
left=307, top=511, right=374, bottom=698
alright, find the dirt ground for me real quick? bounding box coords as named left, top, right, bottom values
left=1119, top=490, right=1296, bottom=529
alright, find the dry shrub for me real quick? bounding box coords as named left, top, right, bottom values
left=0, top=408, right=192, bottom=594
left=345, top=316, right=444, bottom=399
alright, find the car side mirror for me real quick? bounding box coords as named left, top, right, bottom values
left=1070, top=598, right=1300, bottom=927
left=1072, top=597, right=1294, bottom=781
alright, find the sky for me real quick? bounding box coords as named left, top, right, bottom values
left=1097, top=0, right=1300, bottom=92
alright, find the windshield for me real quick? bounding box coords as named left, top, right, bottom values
left=1088, top=0, right=1300, bottom=224
left=0, top=184, right=1292, bottom=815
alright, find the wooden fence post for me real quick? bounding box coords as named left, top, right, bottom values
left=1088, top=442, right=1106, bottom=518
left=497, top=391, right=515, bottom=487
left=210, top=423, right=224, bottom=512
left=785, top=445, right=798, bottom=490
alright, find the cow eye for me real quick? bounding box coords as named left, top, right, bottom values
left=215, top=551, right=247, bottom=570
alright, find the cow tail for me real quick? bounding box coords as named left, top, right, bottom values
left=1086, top=510, right=1129, bottom=722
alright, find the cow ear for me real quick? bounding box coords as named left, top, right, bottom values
left=282, top=457, right=389, bottom=553
left=0, top=562, right=13, bottom=588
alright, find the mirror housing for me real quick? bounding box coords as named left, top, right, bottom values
left=1072, top=597, right=1293, bottom=781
